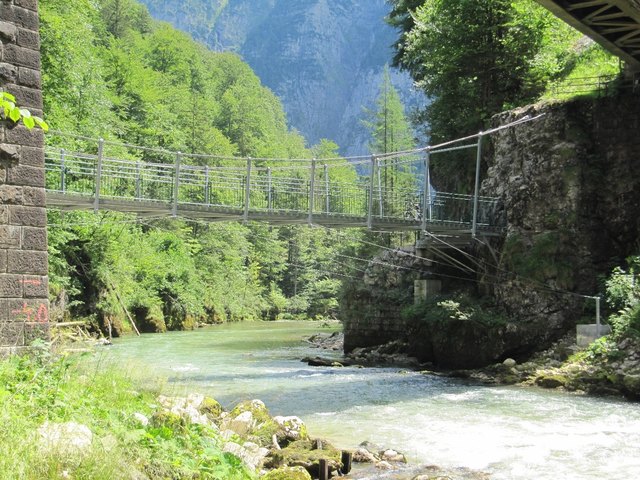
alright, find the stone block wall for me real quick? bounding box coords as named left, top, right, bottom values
left=0, top=0, right=49, bottom=352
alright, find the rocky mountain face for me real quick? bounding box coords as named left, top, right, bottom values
left=139, top=0, right=423, bottom=155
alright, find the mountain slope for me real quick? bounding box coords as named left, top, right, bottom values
left=140, top=0, right=423, bottom=155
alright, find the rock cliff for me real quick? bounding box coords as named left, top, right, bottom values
left=343, top=93, right=640, bottom=368
left=139, top=0, right=424, bottom=155
left=484, top=93, right=640, bottom=335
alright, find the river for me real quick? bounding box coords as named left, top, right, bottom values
left=102, top=321, right=640, bottom=480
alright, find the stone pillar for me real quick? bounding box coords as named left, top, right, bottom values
left=414, top=279, right=442, bottom=304
left=0, top=0, right=49, bottom=353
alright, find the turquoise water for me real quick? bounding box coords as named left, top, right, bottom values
left=103, top=322, right=640, bottom=479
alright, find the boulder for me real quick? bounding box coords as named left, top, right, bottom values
left=132, top=412, right=149, bottom=427
left=227, top=399, right=280, bottom=446
left=623, top=374, right=640, bottom=398
left=302, top=356, right=347, bottom=367
left=157, top=394, right=212, bottom=426
left=265, top=438, right=342, bottom=478
left=223, top=441, right=269, bottom=470
left=503, top=358, right=517, bottom=368
left=353, top=447, right=379, bottom=463
left=535, top=373, right=568, bottom=389
left=38, top=422, right=92, bottom=457
left=273, top=416, right=308, bottom=443
left=382, top=449, right=407, bottom=463
left=228, top=411, right=255, bottom=436
left=260, top=466, right=312, bottom=480
left=199, top=396, right=223, bottom=420
left=375, top=460, right=393, bottom=470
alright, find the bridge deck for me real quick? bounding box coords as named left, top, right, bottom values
left=46, top=192, right=502, bottom=236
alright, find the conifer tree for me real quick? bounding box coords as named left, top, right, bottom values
left=363, top=66, right=417, bottom=216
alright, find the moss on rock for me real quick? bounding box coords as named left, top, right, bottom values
left=150, top=411, right=184, bottom=430
left=535, top=373, right=568, bottom=389
left=229, top=400, right=280, bottom=447
left=199, top=396, right=223, bottom=420
left=266, top=439, right=342, bottom=477
left=260, top=466, right=312, bottom=480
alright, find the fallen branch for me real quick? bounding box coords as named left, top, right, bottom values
left=109, top=283, right=140, bottom=336
left=51, top=321, right=87, bottom=328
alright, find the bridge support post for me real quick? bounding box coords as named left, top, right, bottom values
left=267, top=167, right=272, bottom=211
left=472, top=133, right=484, bottom=238
left=367, top=155, right=376, bottom=229
left=243, top=157, right=252, bottom=223
left=1, top=0, right=50, bottom=353
left=414, top=279, right=441, bottom=304
left=308, top=158, right=316, bottom=225
left=421, top=148, right=431, bottom=232
left=172, top=152, right=181, bottom=217
left=94, top=138, right=104, bottom=213
left=60, top=149, right=66, bottom=193
left=324, top=164, right=329, bottom=213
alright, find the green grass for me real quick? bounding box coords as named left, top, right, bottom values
left=0, top=343, right=253, bottom=480
left=541, top=43, right=623, bottom=101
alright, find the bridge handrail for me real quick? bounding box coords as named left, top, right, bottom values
left=43, top=136, right=507, bottom=231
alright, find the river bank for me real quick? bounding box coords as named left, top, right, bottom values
left=305, top=330, right=640, bottom=401
left=0, top=336, right=491, bottom=480
left=74, top=321, right=640, bottom=479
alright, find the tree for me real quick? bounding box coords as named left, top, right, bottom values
left=387, top=0, right=547, bottom=189
left=363, top=66, right=417, bottom=215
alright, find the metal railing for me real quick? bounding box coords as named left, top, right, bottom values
left=549, top=74, right=637, bottom=97
left=44, top=140, right=505, bottom=232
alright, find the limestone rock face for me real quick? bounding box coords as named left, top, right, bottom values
left=138, top=0, right=424, bottom=155
left=343, top=95, right=640, bottom=369
left=484, top=96, right=640, bottom=340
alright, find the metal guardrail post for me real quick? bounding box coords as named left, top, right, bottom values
left=244, top=157, right=252, bottom=223
left=377, top=159, right=384, bottom=218
left=421, top=147, right=431, bottom=232
left=60, top=148, right=66, bottom=192
left=595, top=296, right=601, bottom=337
left=172, top=152, right=181, bottom=217
left=308, top=158, right=316, bottom=225
left=94, top=138, right=104, bottom=213
left=267, top=167, right=272, bottom=211
left=204, top=166, right=210, bottom=205
left=472, top=133, right=484, bottom=237
left=324, top=164, right=329, bottom=213
left=135, top=161, right=142, bottom=199
left=367, top=155, right=376, bottom=229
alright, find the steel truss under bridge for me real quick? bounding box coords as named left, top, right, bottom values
left=536, top=0, right=640, bottom=71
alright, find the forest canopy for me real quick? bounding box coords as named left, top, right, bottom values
left=40, top=0, right=366, bottom=333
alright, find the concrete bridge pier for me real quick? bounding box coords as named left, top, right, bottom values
left=1, top=0, right=50, bottom=353
left=414, top=236, right=442, bottom=304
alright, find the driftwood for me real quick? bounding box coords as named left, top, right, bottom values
left=50, top=321, right=87, bottom=328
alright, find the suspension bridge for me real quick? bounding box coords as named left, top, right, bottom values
left=43, top=117, right=540, bottom=238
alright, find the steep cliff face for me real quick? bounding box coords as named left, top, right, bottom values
left=484, top=94, right=640, bottom=334
left=343, top=93, right=640, bottom=368
left=139, top=0, right=422, bottom=155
